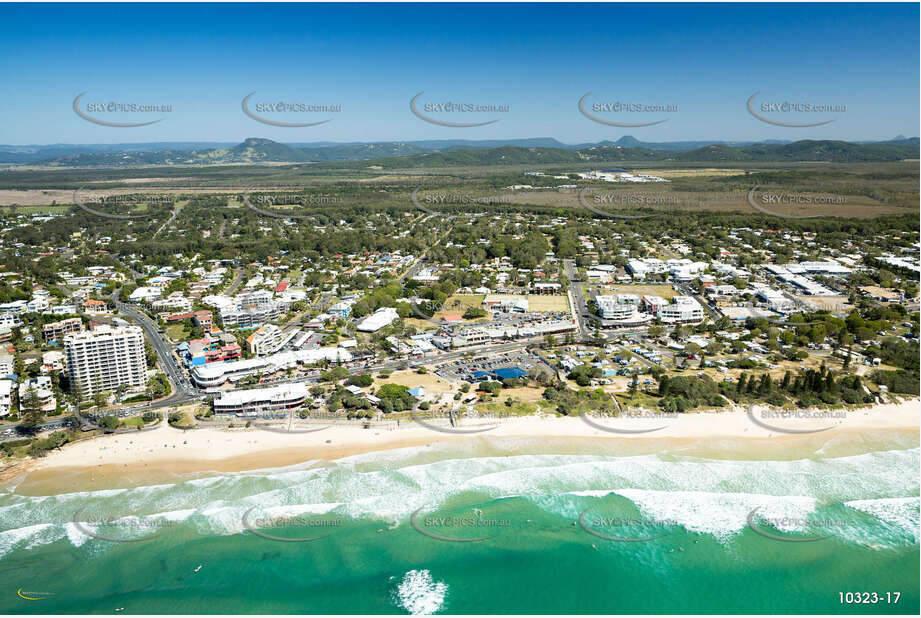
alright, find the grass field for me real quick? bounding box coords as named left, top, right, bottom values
left=165, top=323, right=190, bottom=342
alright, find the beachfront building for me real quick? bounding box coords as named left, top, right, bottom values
left=212, top=383, right=307, bottom=416
left=18, top=376, right=56, bottom=412
left=63, top=325, right=147, bottom=397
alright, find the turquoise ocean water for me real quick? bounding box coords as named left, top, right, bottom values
left=1, top=434, right=918, bottom=614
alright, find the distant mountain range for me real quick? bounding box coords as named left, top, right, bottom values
left=0, top=136, right=916, bottom=167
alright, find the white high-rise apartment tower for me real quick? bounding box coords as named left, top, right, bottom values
left=64, top=325, right=147, bottom=397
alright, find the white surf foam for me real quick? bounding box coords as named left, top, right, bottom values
left=612, top=489, right=818, bottom=540
left=845, top=496, right=920, bottom=543
left=0, top=523, right=61, bottom=558
left=394, top=569, right=448, bottom=615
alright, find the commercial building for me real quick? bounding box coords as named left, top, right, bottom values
left=191, top=347, right=353, bottom=387
left=357, top=307, right=400, bottom=332
left=213, top=383, right=307, bottom=416
left=659, top=296, right=704, bottom=323
left=596, top=295, right=639, bottom=320
left=642, top=295, right=666, bottom=315
left=755, top=287, right=796, bottom=313
left=63, top=325, right=147, bottom=397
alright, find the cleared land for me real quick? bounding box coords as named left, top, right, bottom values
left=636, top=168, right=746, bottom=178
left=604, top=284, right=679, bottom=299
left=794, top=295, right=854, bottom=312
left=375, top=369, right=453, bottom=394
left=500, top=188, right=913, bottom=218
left=438, top=294, right=485, bottom=316
left=483, top=294, right=570, bottom=312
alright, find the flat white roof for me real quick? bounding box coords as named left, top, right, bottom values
left=216, top=383, right=307, bottom=405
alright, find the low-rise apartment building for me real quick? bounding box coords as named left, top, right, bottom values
left=43, top=317, right=84, bottom=343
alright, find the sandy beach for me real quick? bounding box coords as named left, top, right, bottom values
left=5, top=398, right=916, bottom=493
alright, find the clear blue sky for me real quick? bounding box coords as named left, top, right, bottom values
left=1, top=2, right=917, bottom=145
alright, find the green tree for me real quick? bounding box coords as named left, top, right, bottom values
left=18, top=385, right=46, bottom=430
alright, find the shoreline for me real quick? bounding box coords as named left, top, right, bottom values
left=6, top=399, right=919, bottom=494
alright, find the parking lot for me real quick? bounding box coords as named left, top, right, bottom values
left=434, top=349, right=551, bottom=383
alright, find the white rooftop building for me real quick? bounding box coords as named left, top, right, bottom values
left=0, top=380, right=12, bottom=417
left=660, top=296, right=704, bottom=323
left=192, top=348, right=353, bottom=387
left=357, top=307, right=400, bottom=332
left=213, top=383, right=307, bottom=416
left=18, top=376, right=56, bottom=412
